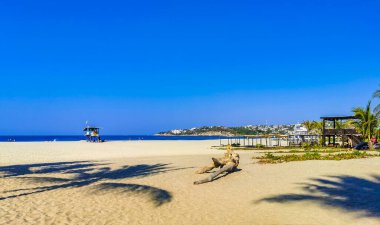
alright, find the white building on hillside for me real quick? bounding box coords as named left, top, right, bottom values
left=292, top=123, right=308, bottom=135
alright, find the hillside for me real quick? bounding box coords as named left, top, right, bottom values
left=157, top=125, right=295, bottom=136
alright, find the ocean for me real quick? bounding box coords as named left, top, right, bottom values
left=0, top=135, right=226, bottom=142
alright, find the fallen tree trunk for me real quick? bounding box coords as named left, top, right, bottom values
left=194, top=145, right=240, bottom=185
left=193, top=163, right=236, bottom=185
left=195, top=157, right=224, bottom=174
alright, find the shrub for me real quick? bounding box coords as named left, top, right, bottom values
left=302, top=142, right=313, bottom=151
left=256, top=151, right=378, bottom=164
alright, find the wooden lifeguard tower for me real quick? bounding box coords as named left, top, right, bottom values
left=321, top=116, right=361, bottom=147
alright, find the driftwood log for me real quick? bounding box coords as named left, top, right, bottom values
left=194, top=145, right=240, bottom=185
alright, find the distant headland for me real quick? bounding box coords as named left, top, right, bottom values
left=156, top=125, right=296, bottom=136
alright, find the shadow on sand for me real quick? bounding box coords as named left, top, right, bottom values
left=256, top=175, right=380, bottom=217
left=96, top=183, right=172, bottom=206
left=0, top=161, right=189, bottom=206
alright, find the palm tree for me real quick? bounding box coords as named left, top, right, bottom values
left=352, top=101, right=379, bottom=149
left=302, top=121, right=314, bottom=134
left=302, top=120, right=323, bottom=135
left=374, top=86, right=380, bottom=113
left=312, top=121, right=323, bottom=135
left=336, top=120, right=354, bottom=129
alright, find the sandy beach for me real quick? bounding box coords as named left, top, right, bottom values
left=1, top=140, right=380, bottom=225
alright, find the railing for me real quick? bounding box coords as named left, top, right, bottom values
left=323, top=129, right=358, bottom=135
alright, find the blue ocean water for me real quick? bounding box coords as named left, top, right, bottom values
left=0, top=135, right=226, bottom=142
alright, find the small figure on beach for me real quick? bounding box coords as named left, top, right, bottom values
left=371, top=137, right=377, bottom=145
left=348, top=136, right=353, bottom=148
left=194, top=145, right=240, bottom=185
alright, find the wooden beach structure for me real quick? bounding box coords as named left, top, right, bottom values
left=83, top=126, right=101, bottom=142
left=219, top=134, right=319, bottom=148
left=220, top=134, right=308, bottom=147
left=321, top=116, right=361, bottom=147
left=287, top=134, right=320, bottom=146
left=241, top=134, right=288, bottom=147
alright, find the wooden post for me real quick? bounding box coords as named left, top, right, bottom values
left=287, top=135, right=289, bottom=147
left=322, top=119, right=326, bottom=146
left=333, top=119, right=336, bottom=146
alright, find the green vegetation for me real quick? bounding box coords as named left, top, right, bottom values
left=335, top=120, right=354, bottom=129
left=229, top=127, right=258, bottom=135
left=215, top=146, right=354, bottom=156
left=371, top=87, right=380, bottom=147
left=216, top=144, right=345, bottom=151
left=215, top=146, right=303, bottom=151
left=158, top=124, right=295, bottom=136
left=373, top=85, right=380, bottom=113
left=301, top=142, right=313, bottom=151
left=255, top=144, right=265, bottom=148
left=302, top=120, right=322, bottom=135
left=256, top=151, right=379, bottom=164
left=352, top=101, right=379, bottom=149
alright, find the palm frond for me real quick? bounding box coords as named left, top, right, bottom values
left=373, top=89, right=380, bottom=98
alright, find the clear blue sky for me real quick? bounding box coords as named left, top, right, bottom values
left=0, top=0, right=379, bottom=135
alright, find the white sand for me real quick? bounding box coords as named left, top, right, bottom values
left=0, top=140, right=220, bottom=165
left=1, top=141, right=380, bottom=225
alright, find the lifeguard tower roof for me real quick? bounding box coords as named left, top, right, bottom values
left=320, top=115, right=357, bottom=121
left=83, top=127, right=100, bottom=132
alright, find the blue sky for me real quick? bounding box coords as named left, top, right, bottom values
left=0, top=0, right=379, bottom=135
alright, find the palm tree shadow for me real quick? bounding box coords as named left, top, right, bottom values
left=0, top=161, right=98, bottom=178
left=95, top=183, right=172, bottom=207
left=256, top=175, right=380, bottom=217
left=0, top=161, right=189, bottom=206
